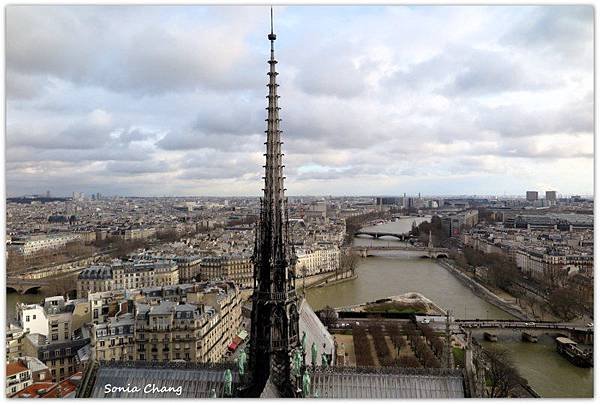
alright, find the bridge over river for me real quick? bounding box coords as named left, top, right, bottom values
left=457, top=319, right=593, bottom=344
left=350, top=245, right=450, bottom=259
left=354, top=230, right=410, bottom=240
left=6, top=277, right=51, bottom=294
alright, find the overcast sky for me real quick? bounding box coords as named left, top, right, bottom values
left=6, top=5, right=594, bottom=197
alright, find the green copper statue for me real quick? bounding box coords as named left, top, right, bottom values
left=238, top=348, right=247, bottom=376
left=302, top=370, right=311, bottom=398
left=311, top=342, right=318, bottom=367
left=321, top=352, right=328, bottom=367
left=292, top=349, right=302, bottom=377
left=224, top=369, right=232, bottom=397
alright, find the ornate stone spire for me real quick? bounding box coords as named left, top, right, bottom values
left=245, top=7, right=300, bottom=398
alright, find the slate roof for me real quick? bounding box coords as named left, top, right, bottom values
left=87, top=362, right=239, bottom=398
left=299, top=298, right=335, bottom=366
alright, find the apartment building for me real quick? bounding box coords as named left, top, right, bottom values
left=76, top=266, right=113, bottom=298
left=441, top=209, right=479, bottom=237
left=295, top=245, right=340, bottom=277
left=174, top=256, right=203, bottom=283
left=22, top=333, right=90, bottom=383
left=16, top=296, right=75, bottom=343
left=7, top=326, right=28, bottom=361
left=199, top=255, right=253, bottom=289
left=6, top=360, right=33, bottom=397
left=7, top=233, right=82, bottom=256
left=91, top=313, right=135, bottom=362
left=78, top=260, right=180, bottom=298
left=134, top=281, right=243, bottom=363
left=514, top=248, right=594, bottom=284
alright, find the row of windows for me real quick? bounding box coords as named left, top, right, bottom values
left=42, top=348, right=71, bottom=359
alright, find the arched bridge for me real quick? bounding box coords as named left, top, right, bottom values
left=7, top=277, right=50, bottom=294
left=350, top=246, right=450, bottom=259
left=354, top=231, right=409, bottom=241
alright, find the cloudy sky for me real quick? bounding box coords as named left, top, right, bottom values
left=6, top=5, right=594, bottom=197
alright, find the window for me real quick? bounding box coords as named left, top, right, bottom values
left=25, top=316, right=30, bottom=322
left=32, top=315, right=36, bottom=320
left=54, top=350, right=60, bottom=357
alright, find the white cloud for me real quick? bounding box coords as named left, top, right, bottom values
left=5, top=5, right=594, bottom=197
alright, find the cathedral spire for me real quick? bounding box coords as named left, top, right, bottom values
left=245, top=7, right=300, bottom=398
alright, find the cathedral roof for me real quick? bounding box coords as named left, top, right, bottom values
left=310, top=367, right=466, bottom=398
left=83, top=361, right=239, bottom=398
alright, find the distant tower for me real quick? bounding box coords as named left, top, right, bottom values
left=245, top=8, right=300, bottom=398
left=428, top=230, right=433, bottom=249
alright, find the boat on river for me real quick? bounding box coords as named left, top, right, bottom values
left=556, top=337, right=593, bottom=367
left=484, top=332, right=498, bottom=342
left=522, top=332, right=538, bottom=343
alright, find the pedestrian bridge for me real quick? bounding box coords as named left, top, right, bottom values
left=350, top=246, right=450, bottom=259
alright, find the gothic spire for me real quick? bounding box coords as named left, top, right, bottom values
left=245, top=7, right=300, bottom=398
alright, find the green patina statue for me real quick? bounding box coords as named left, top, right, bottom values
left=301, top=331, right=307, bottom=352
left=238, top=348, right=247, bottom=376
left=311, top=342, right=318, bottom=367
left=224, top=369, right=233, bottom=397
left=302, top=370, right=311, bottom=398
left=292, top=349, right=303, bottom=377
left=321, top=352, right=328, bottom=367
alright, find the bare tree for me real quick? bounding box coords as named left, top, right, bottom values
left=485, top=347, right=524, bottom=398
left=319, top=306, right=338, bottom=328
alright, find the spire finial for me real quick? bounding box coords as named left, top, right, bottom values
left=268, top=6, right=276, bottom=41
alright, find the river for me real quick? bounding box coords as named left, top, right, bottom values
left=305, top=216, right=593, bottom=398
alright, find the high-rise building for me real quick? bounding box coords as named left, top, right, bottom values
left=526, top=191, right=538, bottom=201
left=546, top=190, right=557, bottom=202
left=245, top=10, right=300, bottom=398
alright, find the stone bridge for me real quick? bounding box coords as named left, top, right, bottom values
left=350, top=245, right=450, bottom=259
left=457, top=319, right=593, bottom=344
left=354, top=231, right=409, bottom=240
left=6, top=277, right=50, bottom=294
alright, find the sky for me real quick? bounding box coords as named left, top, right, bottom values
left=5, top=5, right=594, bottom=197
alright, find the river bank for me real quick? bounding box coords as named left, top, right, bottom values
left=438, top=259, right=530, bottom=320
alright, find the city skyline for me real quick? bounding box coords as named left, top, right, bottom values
left=6, top=5, right=594, bottom=197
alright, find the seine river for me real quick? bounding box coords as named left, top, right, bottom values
left=305, top=216, right=593, bottom=398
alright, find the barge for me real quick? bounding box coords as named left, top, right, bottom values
left=556, top=337, right=593, bottom=367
